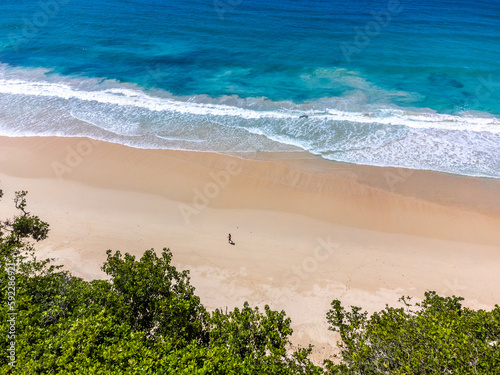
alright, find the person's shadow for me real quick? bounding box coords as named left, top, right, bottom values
left=229, top=241, right=235, bottom=245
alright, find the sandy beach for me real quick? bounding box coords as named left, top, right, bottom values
left=1, top=135, right=499, bottom=362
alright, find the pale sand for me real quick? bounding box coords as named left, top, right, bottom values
left=1, top=136, right=499, bottom=362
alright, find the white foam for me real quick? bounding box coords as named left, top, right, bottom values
left=1, top=77, right=499, bottom=134
left=0, top=78, right=287, bottom=119
left=155, top=134, right=206, bottom=143
left=1, top=70, right=499, bottom=178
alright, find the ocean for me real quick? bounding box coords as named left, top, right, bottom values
left=1, top=0, right=499, bottom=177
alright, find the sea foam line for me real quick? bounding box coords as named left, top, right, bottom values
left=1, top=78, right=499, bottom=133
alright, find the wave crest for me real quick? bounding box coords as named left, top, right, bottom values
left=0, top=64, right=499, bottom=178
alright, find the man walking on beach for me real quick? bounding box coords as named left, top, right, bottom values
left=228, top=233, right=232, bottom=244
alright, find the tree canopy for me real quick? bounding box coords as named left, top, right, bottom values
left=325, top=293, right=500, bottom=374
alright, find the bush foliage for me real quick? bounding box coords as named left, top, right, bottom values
left=1, top=187, right=499, bottom=374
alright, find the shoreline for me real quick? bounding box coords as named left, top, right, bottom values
left=2, top=135, right=499, bottom=243
left=1, top=135, right=500, bottom=362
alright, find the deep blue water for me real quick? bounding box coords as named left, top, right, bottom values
left=1, top=0, right=499, bottom=177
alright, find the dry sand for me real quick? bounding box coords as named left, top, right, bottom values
left=1, top=135, right=499, bottom=363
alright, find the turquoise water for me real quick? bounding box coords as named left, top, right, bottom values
left=0, top=0, right=499, bottom=177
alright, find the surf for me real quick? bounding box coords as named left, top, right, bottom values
left=1, top=66, right=499, bottom=178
